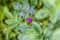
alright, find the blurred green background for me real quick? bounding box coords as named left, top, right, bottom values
left=0, top=0, right=60, bottom=40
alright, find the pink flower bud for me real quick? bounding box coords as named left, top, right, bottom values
left=27, top=18, right=32, bottom=23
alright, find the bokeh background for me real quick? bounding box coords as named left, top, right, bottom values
left=0, top=0, right=60, bottom=40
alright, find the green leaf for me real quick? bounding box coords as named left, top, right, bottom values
left=29, top=6, right=36, bottom=14
left=22, top=35, right=36, bottom=40
left=44, top=29, right=52, bottom=37
left=49, top=9, right=60, bottom=24
left=3, top=6, right=13, bottom=18
left=18, top=34, right=36, bottom=40
left=57, top=9, right=60, bottom=21
left=19, top=23, right=28, bottom=32
left=24, top=13, right=29, bottom=19
left=48, top=23, right=54, bottom=30
left=26, top=28, right=37, bottom=35
left=10, top=23, right=18, bottom=28
left=13, top=13, right=18, bottom=22
left=4, top=12, right=13, bottom=19
left=43, top=26, right=52, bottom=37
left=43, top=0, right=56, bottom=8
left=12, top=2, right=22, bottom=10
left=18, top=12, right=29, bottom=19
left=5, top=19, right=14, bottom=25
left=18, top=12, right=25, bottom=17
left=23, top=2, right=30, bottom=10
left=52, top=28, right=60, bottom=40
left=32, top=21, right=42, bottom=33
left=35, top=8, right=50, bottom=20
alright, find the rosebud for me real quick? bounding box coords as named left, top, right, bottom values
left=27, top=18, right=32, bottom=23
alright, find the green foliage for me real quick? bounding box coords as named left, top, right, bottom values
left=43, top=0, right=56, bottom=9
left=18, top=34, right=36, bottom=40
left=32, top=21, right=42, bottom=33
left=49, top=9, right=60, bottom=24
left=0, top=0, right=60, bottom=40
left=35, top=8, right=50, bottom=20
left=52, top=28, right=60, bottom=40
